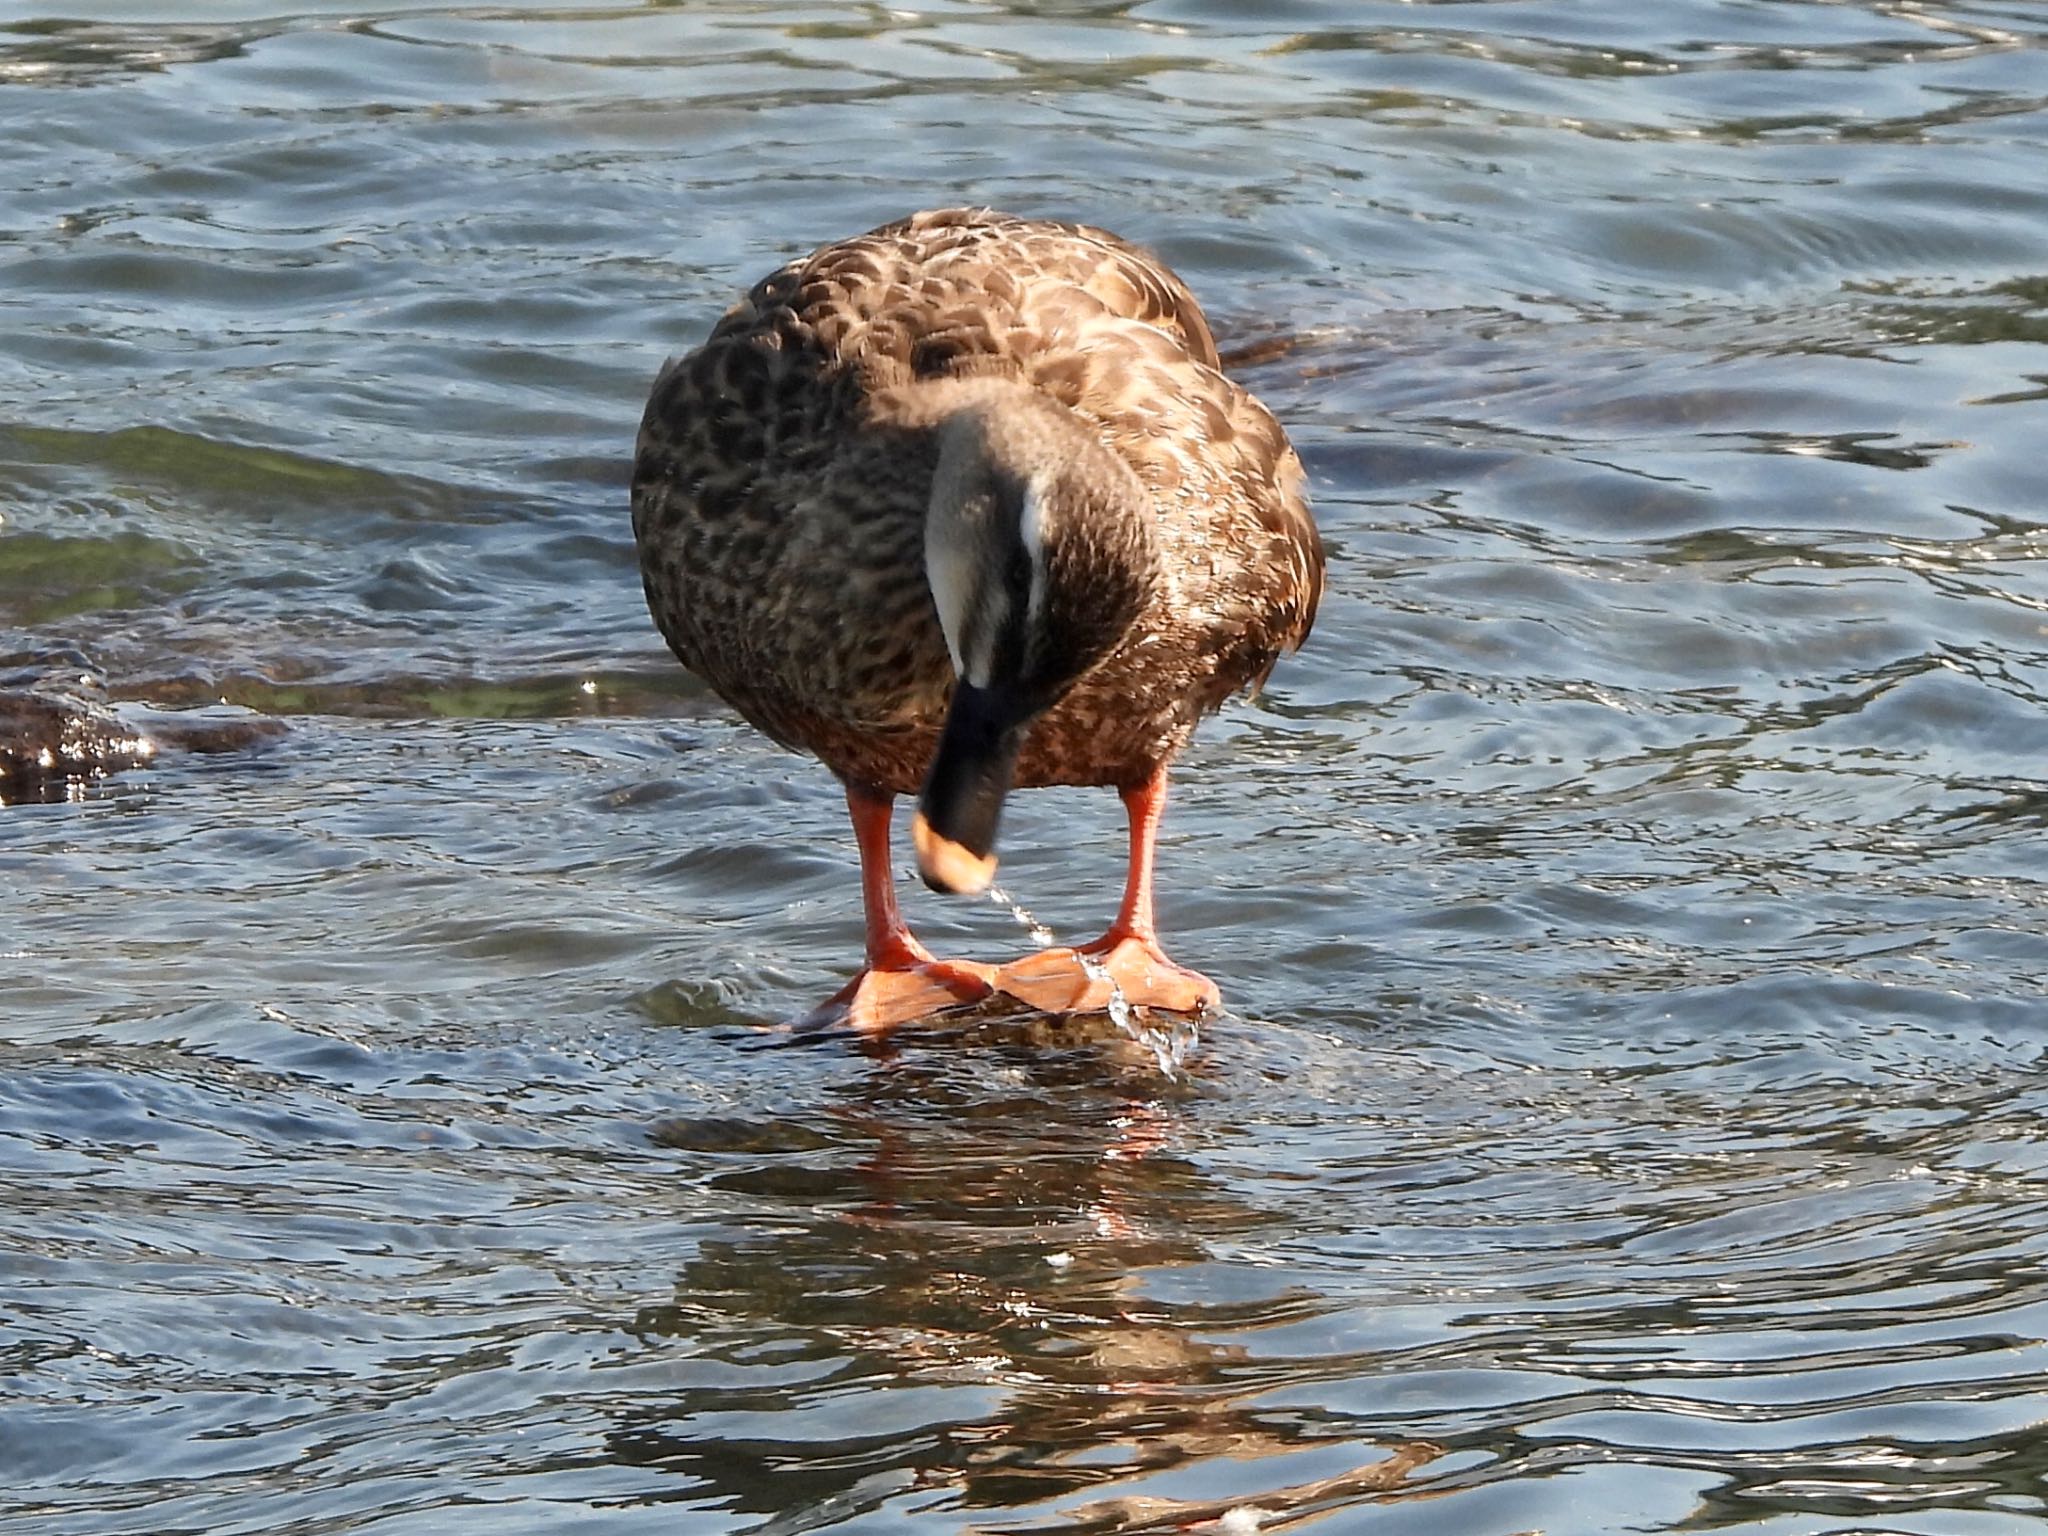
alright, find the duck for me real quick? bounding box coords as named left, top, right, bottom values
left=631, top=208, right=1322, bottom=1033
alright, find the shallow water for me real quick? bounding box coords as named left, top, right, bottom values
left=4, top=2, right=2048, bottom=1532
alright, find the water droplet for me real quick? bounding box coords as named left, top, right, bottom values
left=986, top=883, right=1055, bottom=949
left=983, top=887, right=1196, bottom=1078
left=1078, top=950, right=1195, bottom=1078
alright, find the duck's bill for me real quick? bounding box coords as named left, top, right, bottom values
left=914, top=681, right=1025, bottom=895
left=911, top=811, right=998, bottom=896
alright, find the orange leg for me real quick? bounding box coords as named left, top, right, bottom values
left=800, top=782, right=999, bottom=1034
left=992, top=763, right=1221, bottom=1016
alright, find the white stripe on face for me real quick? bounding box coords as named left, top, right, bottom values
left=927, top=459, right=1052, bottom=692
left=1020, top=470, right=1052, bottom=641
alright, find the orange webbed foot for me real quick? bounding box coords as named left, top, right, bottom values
left=799, top=955, right=1000, bottom=1036
left=992, top=933, right=1220, bottom=1017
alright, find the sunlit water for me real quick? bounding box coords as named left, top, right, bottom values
left=4, top=2, right=2047, bottom=1532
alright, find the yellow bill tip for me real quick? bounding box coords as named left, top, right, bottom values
left=912, top=811, right=998, bottom=895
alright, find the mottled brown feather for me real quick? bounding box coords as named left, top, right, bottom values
left=631, top=207, right=1322, bottom=796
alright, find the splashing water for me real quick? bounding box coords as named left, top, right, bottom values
left=986, top=886, right=1198, bottom=1078
left=985, top=883, right=1055, bottom=950
left=1077, top=947, right=1195, bottom=1077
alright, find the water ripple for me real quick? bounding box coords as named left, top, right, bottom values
left=6, top=1, right=2048, bottom=1532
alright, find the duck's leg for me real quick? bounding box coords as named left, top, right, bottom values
left=802, top=782, right=999, bottom=1034
left=992, top=763, right=1221, bottom=1016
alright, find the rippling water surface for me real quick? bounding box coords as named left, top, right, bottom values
left=5, top=2, right=2048, bottom=1532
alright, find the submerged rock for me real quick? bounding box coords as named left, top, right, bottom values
left=0, top=658, right=283, bottom=805
left=0, top=674, right=150, bottom=804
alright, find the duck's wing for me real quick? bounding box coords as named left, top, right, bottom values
left=1002, top=277, right=1325, bottom=674
left=966, top=211, right=1222, bottom=369
left=1220, top=381, right=1324, bottom=673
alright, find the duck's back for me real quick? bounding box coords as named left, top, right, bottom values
left=719, top=207, right=1219, bottom=373
left=632, top=208, right=1321, bottom=793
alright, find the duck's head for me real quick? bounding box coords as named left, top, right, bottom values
left=912, top=389, right=1158, bottom=895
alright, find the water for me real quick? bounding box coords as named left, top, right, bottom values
left=984, top=885, right=1195, bottom=1077
left=4, top=2, right=2047, bottom=1531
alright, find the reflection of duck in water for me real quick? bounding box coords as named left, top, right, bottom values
left=631, top=1070, right=1442, bottom=1526
left=632, top=208, right=1323, bottom=1031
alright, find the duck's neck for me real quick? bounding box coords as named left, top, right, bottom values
left=916, top=379, right=1154, bottom=694
left=872, top=374, right=1057, bottom=434
left=888, top=376, right=1161, bottom=894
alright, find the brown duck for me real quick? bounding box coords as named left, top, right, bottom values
left=632, top=208, right=1322, bottom=1032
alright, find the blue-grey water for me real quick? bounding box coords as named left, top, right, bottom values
left=4, top=3, right=2048, bottom=1532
